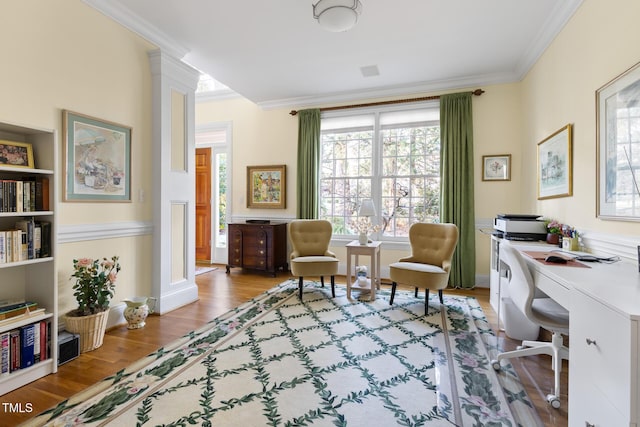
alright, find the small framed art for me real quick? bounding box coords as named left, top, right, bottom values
left=0, top=140, right=34, bottom=169
left=482, top=154, right=511, bottom=181
left=247, top=165, right=286, bottom=209
left=537, top=124, right=573, bottom=200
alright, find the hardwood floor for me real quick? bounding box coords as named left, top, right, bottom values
left=3, top=267, right=568, bottom=426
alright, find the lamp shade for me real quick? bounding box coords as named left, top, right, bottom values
left=313, top=0, right=363, bottom=32
left=359, top=199, right=376, bottom=217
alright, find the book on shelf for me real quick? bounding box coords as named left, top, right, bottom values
left=0, top=302, right=38, bottom=320
left=9, top=329, right=19, bottom=372
left=0, top=331, right=8, bottom=375
left=20, top=324, right=35, bottom=369
left=15, top=218, right=35, bottom=260
left=0, top=177, right=50, bottom=213
left=0, top=308, right=46, bottom=328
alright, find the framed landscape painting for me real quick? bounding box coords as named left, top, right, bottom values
left=247, top=165, right=286, bottom=208
left=597, top=60, right=640, bottom=221
left=63, top=110, right=131, bottom=202
left=537, top=124, right=573, bottom=200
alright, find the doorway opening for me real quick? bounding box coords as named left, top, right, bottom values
left=196, top=123, right=231, bottom=265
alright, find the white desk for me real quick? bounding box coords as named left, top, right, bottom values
left=502, top=240, right=640, bottom=427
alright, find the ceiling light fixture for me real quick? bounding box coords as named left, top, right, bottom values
left=313, top=0, right=363, bottom=33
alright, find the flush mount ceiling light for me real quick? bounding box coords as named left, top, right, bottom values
left=313, top=0, right=363, bottom=32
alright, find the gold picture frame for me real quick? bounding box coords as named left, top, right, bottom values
left=537, top=124, right=573, bottom=200
left=482, top=154, right=511, bottom=181
left=247, top=165, right=286, bottom=209
left=597, top=60, right=640, bottom=221
left=0, top=140, right=34, bottom=169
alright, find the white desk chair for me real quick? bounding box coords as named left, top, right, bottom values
left=491, top=243, right=569, bottom=409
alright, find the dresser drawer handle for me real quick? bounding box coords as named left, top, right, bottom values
left=235, top=249, right=239, bottom=253
left=260, top=250, right=264, bottom=255
left=260, top=261, right=264, bottom=265
left=259, top=240, right=264, bottom=244
left=585, top=338, right=597, bottom=346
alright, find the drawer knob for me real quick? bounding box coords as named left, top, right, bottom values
left=586, top=338, right=597, bottom=346
left=260, top=250, right=264, bottom=255
left=260, top=240, right=264, bottom=244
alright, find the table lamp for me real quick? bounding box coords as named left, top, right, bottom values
left=358, top=199, right=376, bottom=244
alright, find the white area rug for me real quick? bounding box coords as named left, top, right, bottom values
left=26, top=280, right=542, bottom=426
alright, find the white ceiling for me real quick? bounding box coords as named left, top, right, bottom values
left=84, top=0, right=583, bottom=109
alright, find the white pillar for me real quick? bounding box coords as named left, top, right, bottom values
left=148, top=50, right=200, bottom=314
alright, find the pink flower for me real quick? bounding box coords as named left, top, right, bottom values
left=108, top=271, right=117, bottom=283
left=76, top=258, right=93, bottom=268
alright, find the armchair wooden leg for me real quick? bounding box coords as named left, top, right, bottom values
left=438, top=289, right=444, bottom=304
left=425, top=288, right=430, bottom=315
left=320, top=276, right=325, bottom=287
left=390, top=282, right=397, bottom=305
left=330, top=276, right=335, bottom=298
left=298, top=277, right=304, bottom=299
left=415, top=287, right=418, bottom=298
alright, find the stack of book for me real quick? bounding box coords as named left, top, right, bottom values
left=0, top=301, right=50, bottom=375
left=0, top=177, right=49, bottom=213
left=0, top=218, right=51, bottom=263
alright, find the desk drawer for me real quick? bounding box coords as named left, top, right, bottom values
left=569, top=380, right=627, bottom=427
left=530, top=268, right=570, bottom=308
left=570, top=290, right=631, bottom=418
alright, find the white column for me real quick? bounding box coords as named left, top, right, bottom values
left=148, top=50, right=200, bottom=314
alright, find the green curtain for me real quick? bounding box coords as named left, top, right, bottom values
left=296, top=109, right=321, bottom=219
left=440, top=92, right=476, bottom=288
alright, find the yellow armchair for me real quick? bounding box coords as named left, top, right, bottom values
left=389, top=222, right=459, bottom=314
left=289, top=220, right=339, bottom=299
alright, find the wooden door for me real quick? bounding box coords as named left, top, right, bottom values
left=195, top=148, right=212, bottom=261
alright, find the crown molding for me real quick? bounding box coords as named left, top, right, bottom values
left=82, top=0, right=190, bottom=59
left=514, top=0, right=584, bottom=79
left=256, top=71, right=518, bottom=111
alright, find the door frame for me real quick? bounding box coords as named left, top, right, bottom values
left=195, top=121, right=232, bottom=264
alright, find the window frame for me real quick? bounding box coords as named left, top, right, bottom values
left=319, top=101, right=440, bottom=248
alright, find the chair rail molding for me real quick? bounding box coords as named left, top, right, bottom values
left=58, top=221, right=153, bottom=244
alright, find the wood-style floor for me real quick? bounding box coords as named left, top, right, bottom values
left=3, top=267, right=568, bottom=427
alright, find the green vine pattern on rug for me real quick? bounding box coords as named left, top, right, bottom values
left=37, top=281, right=539, bottom=427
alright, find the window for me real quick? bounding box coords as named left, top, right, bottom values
left=320, top=104, right=440, bottom=241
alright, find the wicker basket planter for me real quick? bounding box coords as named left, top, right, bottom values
left=64, top=309, right=109, bottom=353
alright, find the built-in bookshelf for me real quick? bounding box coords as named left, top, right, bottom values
left=0, top=120, right=57, bottom=395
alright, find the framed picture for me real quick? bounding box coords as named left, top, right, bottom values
left=63, top=110, right=131, bottom=202
left=247, top=165, right=286, bottom=209
left=537, top=124, right=573, bottom=200
left=482, top=154, right=511, bottom=181
left=0, top=140, right=34, bottom=169
left=597, top=60, right=640, bottom=221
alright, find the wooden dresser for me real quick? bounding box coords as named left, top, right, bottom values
left=226, top=221, right=288, bottom=276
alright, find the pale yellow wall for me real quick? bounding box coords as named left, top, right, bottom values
left=196, top=98, right=299, bottom=218
left=521, top=0, right=640, bottom=236
left=197, top=84, right=524, bottom=278
left=0, top=1, right=156, bottom=315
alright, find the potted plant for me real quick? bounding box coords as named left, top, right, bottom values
left=544, top=219, right=563, bottom=245
left=64, top=256, right=121, bottom=353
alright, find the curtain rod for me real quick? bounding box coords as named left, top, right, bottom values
left=289, top=89, right=484, bottom=116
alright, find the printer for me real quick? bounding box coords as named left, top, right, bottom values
left=493, top=214, right=546, bottom=241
